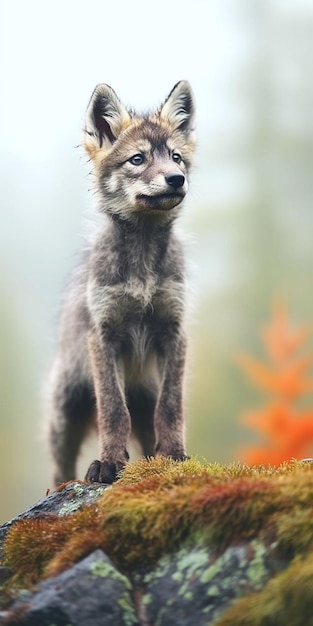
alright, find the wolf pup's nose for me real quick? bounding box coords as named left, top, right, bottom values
left=166, top=173, right=185, bottom=189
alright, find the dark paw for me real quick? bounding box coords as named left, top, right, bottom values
left=169, top=453, right=190, bottom=462
left=155, top=446, right=190, bottom=462
left=85, top=459, right=126, bottom=484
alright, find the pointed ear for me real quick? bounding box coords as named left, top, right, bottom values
left=159, top=81, right=195, bottom=136
left=84, top=84, right=131, bottom=153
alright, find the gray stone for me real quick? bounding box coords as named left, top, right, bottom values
left=7, top=550, right=139, bottom=626
left=0, top=482, right=108, bottom=548
left=139, top=539, right=271, bottom=626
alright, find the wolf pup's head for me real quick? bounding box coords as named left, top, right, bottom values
left=84, top=81, right=196, bottom=220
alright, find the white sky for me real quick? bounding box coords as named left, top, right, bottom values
left=0, top=0, right=250, bottom=156
left=1, top=0, right=311, bottom=158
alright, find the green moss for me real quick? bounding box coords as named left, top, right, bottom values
left=2, top=455, right=313, bottom=616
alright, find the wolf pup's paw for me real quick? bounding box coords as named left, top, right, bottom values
left=155, top=445, right=190, bottom=462
left=85, top=459, right=127, bottom=484
left=168, top=453, right=190, bottom=462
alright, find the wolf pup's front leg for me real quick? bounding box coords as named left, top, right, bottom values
left=154, top=332, right=188, bottom=461
left=85, top=328, right=131, bottom=483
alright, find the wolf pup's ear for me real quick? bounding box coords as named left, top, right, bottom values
left=84, top=84, right=130, bottom=158
left=159, top=81, right=195, bottom=137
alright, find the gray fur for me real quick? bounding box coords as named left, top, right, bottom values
left=47, top=81, right=196, bottom=485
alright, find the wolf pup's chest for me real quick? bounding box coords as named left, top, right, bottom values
left=124, top=274, right=159, bottom=308
left=87, top=273, right=184, bottom=329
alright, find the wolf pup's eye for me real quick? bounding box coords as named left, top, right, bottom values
left=172, top=152, right=182, bottom=164
left=129, top=154, right=145, bottom=166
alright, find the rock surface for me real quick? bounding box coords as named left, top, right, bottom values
left=5, top=550, right=138, bottom=626
left=1, top=457, right=313, bottom=626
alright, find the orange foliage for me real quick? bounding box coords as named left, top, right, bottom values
left=238, top=304, right=313, bottom=465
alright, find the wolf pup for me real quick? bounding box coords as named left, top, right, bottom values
left=47, top=81, right=196, bottom=485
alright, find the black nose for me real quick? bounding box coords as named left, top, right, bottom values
left=165, top=173, right=185, bottom=189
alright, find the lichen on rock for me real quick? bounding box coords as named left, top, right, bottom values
left=1, top=456, right=313, bottom=625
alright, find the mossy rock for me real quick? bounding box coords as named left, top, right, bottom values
left=1, top=457, right=313, bottom=625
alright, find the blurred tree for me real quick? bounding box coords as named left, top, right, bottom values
left=187, top=1, right=313, bottom=462
left=238, top=304, right=313, bottom=464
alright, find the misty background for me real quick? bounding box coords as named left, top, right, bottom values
left=1, top=0, right=313, bottom=523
